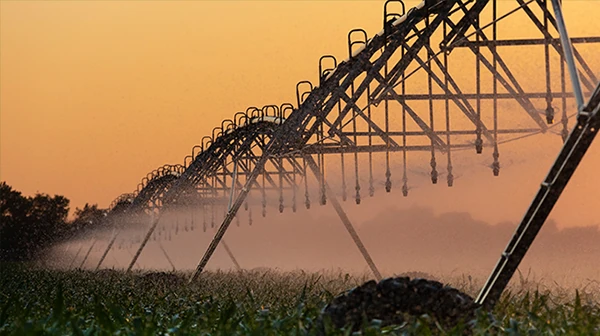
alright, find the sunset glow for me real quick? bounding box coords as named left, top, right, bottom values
left=1, top=1, right=599, bottom=228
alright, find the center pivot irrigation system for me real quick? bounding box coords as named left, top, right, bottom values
left=78, top=0, right=599, bottom=309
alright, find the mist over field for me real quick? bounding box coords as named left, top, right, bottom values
left=44, top=135, right=600, bottom=290
left=49, top=204, right=600, bottom=289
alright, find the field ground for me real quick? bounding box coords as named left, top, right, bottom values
left=1, top=265, right=599, bottom=335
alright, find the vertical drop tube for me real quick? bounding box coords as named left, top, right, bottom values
left=560, top=53, right=568, bottom=142
left=303, top=156, right=310, bottom=209
left=401, top=44, right=409, bottom=197
left=444, top=21, right=454, bottom=186
left=544, top=0, right=554, bottom=124
left=384, top=60, right=392, bottom=192
left=492, top=0, right=500, bottom=176
left=426, top=16, right=438, bottom=184
left=367, top=83, right=375, bottom=196
left=475, top=15, right=483, bottom=154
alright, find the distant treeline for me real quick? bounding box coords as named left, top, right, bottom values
left=0, top=182, right=106, bottom=261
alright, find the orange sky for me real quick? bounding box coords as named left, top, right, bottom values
left=1, top=1, right=600, bottom=229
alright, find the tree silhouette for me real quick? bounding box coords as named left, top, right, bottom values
left=69, top=203, right=107, bottom=235
left=0, top=182, right=70, bottom=261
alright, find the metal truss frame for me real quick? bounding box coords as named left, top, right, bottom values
left=84, top=0, right=600, bottom=308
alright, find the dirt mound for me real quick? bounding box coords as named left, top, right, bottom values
left=321, top=277, right=477, bottom=331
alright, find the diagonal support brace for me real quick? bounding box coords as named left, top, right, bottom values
left=303, top=154, right=382, bottom=281
left=476, top=81, right=600, bottom=308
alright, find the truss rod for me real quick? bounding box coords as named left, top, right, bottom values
left=78, top=238, right=97, bottom=269
left=511, top=0, right=593, bottom=91
left=529, top=0, right=598, bottom=87
left=550, top=0, right=584, bottom=109
left=304, top=154, right=382, bottom=281
left=444, top=6, right=548, bottom=130
left=189, top=159, right=242, bottom=282
left=126, top=158, right=224, bottom=271
left=342, top=128, right=540, bottom=136
left=124, top=126, right=262, bottom=271
left=222, top=158, right=242, bottom=271
left=375, top=0, right=531, bottom=101
left=384, top=92, right=580, bottom=101
left=67, top=243, right=83, bottom=270
left=188, top=163, right=262, bottom=281
left=221, top=240, right=241, bottom=272
left=158, top=242, right=176, bottom=272
left=452, top=36, right=600, bottom=47
left=304, top=143, right=487, bottom=154
left=95, top=230, right=118, bottom=271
